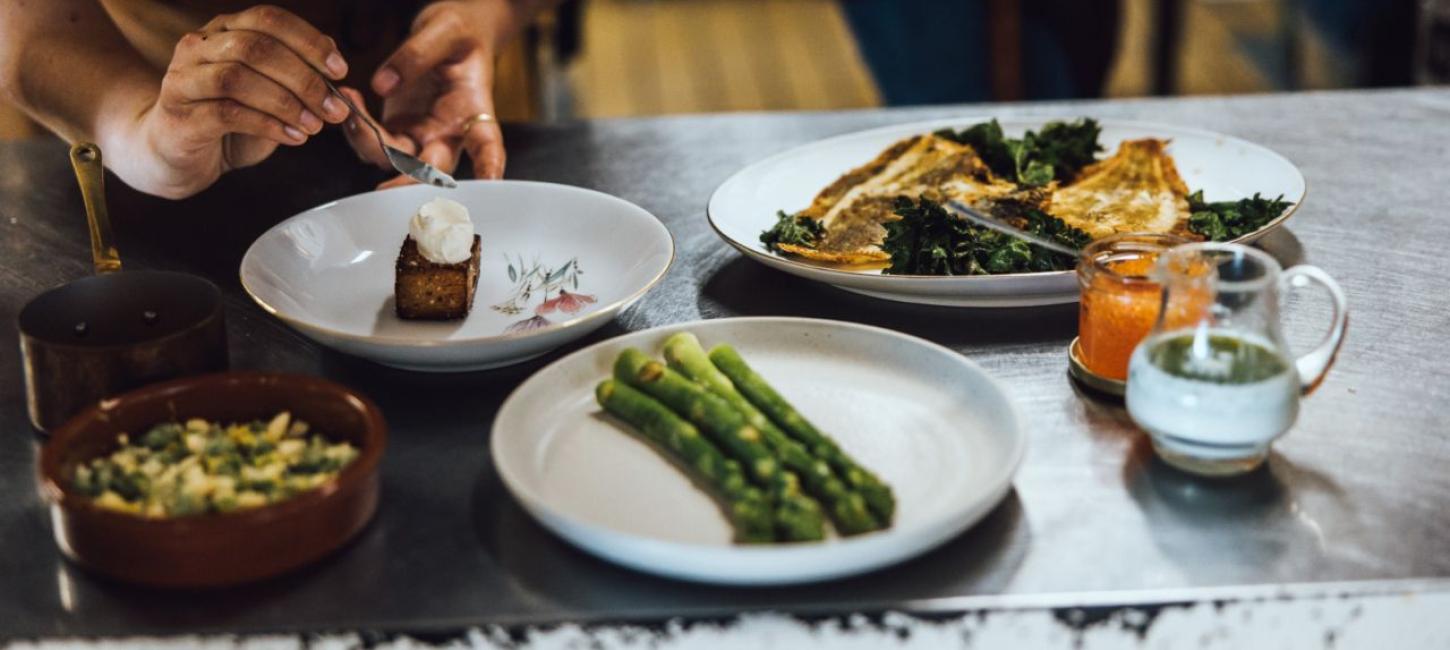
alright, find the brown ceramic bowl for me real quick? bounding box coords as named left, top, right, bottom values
left=38, top=371, right=386, bottom=588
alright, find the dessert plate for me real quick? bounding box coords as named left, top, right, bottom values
left=708, top=118, right=1305, bottom=307
left=241, top=181, right=673, bottom=371
left=491, top=317, right=1025, bottom=585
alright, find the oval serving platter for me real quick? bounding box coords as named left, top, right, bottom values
left=708, top=118, right=1306, bottom=307
left=241, top=181, right=674, bottom=372
left=491, top=317, right=1025, bottom=586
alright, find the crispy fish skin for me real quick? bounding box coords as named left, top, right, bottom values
left=799, top=136, right=924, bottom=221
left=774, top=133, right=1205, bottom=266
left=773, top=243, right=888, bottom=266
left=785, top=134, right=1021, bottom=264
left=1050, top=138, right=1200, bottom=239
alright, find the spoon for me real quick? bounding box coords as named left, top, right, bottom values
left=943, top=199, right=1082, bottom=258
left=320, top=77, right=458, bottom=189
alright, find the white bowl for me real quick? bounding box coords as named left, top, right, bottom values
left=241, top=181, right=674, bottom=371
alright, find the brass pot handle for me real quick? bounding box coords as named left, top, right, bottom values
left=68, top=143, right=121, bottom=274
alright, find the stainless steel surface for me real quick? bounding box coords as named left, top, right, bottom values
left=1, top=88, right=1448, bottom=639
left=945, top=199, right=1083, bottom=257
left=322, top=77, right=458, bottom=189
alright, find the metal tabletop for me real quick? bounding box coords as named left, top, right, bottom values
left=2, top=88, right=1448, bottom=640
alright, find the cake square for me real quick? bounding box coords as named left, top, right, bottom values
left=394, top=235, right=481, bottom=320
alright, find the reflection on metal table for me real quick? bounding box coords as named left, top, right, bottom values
left=1, top=87, right=1448, bottom=642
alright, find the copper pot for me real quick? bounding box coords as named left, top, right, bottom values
left=18, top=143, right=227, bottom=433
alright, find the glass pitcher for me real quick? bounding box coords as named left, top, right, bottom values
left=1125, top=243, right=1348, bottom=476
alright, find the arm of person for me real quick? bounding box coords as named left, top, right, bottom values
left=0, top=2, right=354, bottom=199
left=0, top=0, right=167, bottom=187
left=343, top=0, right=561, bottom=186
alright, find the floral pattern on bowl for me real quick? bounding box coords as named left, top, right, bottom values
left=495, top=255, right=598, bottom=333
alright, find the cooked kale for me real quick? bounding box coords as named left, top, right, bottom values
left=936, top=118, right=1102, bottom=187
left=1186, top=191, right=1293, bottom=241
left=881, top=198, right=1090, bottom=276
left=935, top=121, right=1014, bottom=179
left=759, top=211, right=824, bottom=252
left=1031, top=119, right=1104, bottom=182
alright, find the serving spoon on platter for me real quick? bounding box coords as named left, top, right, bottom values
left=943, top=199, right=1082, bottom=258
left=319, top=76, right=458, bottom=189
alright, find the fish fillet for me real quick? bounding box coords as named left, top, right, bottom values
left=789, top=134, right=1021, bottom=264
left=1049, top=138, right=1196, bottom=239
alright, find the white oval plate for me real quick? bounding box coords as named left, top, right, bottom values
left=241, top=181, right=673, bottom=372
left=491, top=317, right=1025, bottom=585
left=708, top=118, right=1306, bottom=307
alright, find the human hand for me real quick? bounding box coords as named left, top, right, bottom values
left=343, top=1, right=506, bottom=189
left=134, top=5, right=351, bottom=198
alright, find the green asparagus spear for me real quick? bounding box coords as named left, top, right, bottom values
left=663, top=333, right=882, bottom=535
left=708, top=344, right=896, bottom=522
left=769, top=470, right=827, bottom=542
left=614, top=348, right=825, bottom=542
left=595, top=380, right=774, bottom=543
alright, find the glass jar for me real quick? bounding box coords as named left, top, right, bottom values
left=1076, top=233, right=1193, bottom=382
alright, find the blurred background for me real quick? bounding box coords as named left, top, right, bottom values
left=0, top=0, right=1438, bottom=138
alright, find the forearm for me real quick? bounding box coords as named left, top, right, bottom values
left=0, top=0, right=163, bottom=187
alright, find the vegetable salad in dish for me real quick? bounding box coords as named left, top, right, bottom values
left=761, top=118, right=1292, bottom=276
left=72, top=412, right=359, bottom=518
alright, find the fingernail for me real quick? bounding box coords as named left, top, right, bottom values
left=300, top=110, right=322, bottom=132
left=374, top=67, right=399, bottom=95
left=283, top=125, right=306, bottom=142
left=322, top=96, right=346, bottom=119
left=326, top=52, right=348, bottom=79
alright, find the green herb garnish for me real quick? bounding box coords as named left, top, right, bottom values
left=759, top=211, right=824, bottom=252
left=936, top=118, right=1103, bottom=187
left=1186, top=191, right=1293, bottom=241
left=881, top=198, right=1090, bottom=275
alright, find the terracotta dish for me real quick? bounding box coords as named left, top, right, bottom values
left=37, top=372, right=386, bottom=588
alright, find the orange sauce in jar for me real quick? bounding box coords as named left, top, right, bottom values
left=1077, top=234, right=1204, bottom=381
left=1079, top=257, right=1161, bottom=381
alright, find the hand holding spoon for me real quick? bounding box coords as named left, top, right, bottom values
left=320, top=77, right=458, bottom=189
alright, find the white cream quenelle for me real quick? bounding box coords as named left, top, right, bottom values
left=409, top=198, right=475, bottom=264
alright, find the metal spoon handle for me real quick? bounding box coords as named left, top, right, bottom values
left=319, top=78, right=385, bottom=146
left=68, top=143, right=122, bottom=274
left=318, top=76, right=458, bottom=188
left=943, top=199, right=1082, bottom=258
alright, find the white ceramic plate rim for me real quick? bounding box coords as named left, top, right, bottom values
left=490, top=316, right=1026, bottom=558
left=239, top=180, right=676, bottom=348
left=706, top=117, right=1306, bottom=285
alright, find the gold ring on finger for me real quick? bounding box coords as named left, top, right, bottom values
left=461, top=113, right=495, bottom=134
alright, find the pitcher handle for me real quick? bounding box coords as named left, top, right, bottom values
left=1280, top=265, right=1348, bottom=394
